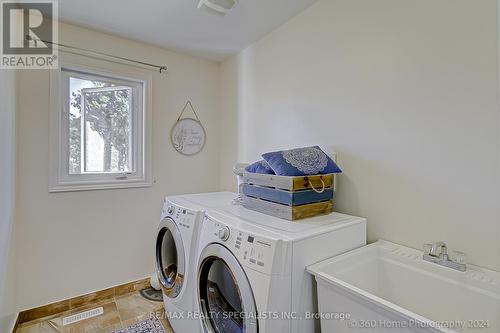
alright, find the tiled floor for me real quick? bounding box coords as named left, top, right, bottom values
left=16, top=291, right=174, bottom=333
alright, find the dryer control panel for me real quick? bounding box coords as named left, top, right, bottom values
left=163, top=200, right=198, bottom=231
left=203, top=215, right=276, bottom=275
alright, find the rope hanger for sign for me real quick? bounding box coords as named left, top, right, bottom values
left=177, top=100, right=201, bottom=122
left=171, top=100, right=206, bottom=156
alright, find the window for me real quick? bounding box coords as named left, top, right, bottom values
left=49, top=64, right=152, bottom=192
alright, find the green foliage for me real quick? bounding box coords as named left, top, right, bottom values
left=69, top=81, right=131, bottom=173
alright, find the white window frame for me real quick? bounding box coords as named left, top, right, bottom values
left=49, top=62, right=152, bottom=192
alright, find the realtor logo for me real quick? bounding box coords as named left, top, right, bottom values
left=1, top=0, right=58, bottom=69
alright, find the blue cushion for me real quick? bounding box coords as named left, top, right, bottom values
left=245, top=160, right=275, bottom=174
left=262, top=146, right=342, bottom=176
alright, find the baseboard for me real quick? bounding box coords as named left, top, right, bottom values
left=16, top=277, right=151, bottom=326
left=10, top=312, right=19, bottom=333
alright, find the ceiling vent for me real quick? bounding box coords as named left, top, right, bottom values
left=197, top=0, right=238, bottom=16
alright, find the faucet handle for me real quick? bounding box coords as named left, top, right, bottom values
left=423, top=243, right=432, bottom=255
left=451, top=251, right=467, bottom=265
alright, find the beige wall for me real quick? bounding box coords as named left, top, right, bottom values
left=220, top=0, right=500, bottom=270
left=11, top=0, right=500, bottom=312
left=16, top=22, right=221, bottom=310
left=0, top=70, right=18, bottom=331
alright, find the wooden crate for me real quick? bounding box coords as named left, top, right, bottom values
left=241, top=172, right=336, bottom=220
left=242, top=172, right=334, bottom=192
left=242, top=196, right=333, bottom=221
left=242, top=184, right=333, bottom=206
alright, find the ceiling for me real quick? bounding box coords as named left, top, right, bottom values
left=58, top=0, right=319, bottom=61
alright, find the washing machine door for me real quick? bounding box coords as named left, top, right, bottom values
left=197, top=243, right=258, bottom=333
left=156, top=217, right=185, bottom=298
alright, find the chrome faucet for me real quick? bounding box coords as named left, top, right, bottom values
left=423, top=241, right=466, bottom=272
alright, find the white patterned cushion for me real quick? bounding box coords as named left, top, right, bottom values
left=262, top=146, right=341, bottom=176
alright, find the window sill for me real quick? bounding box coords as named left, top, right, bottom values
left=48, top=179, right=153, bottom=193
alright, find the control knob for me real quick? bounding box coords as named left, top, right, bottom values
left=218, top=226, right=230, bottom=241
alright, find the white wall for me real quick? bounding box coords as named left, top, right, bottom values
left=0, top=70, right=18, bottom=331
left=220, top=0, right=500, bottom=271
left=16, top=22, right=222, bottom=310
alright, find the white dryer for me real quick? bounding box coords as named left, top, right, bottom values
left=193, top=194, right=367, bottom=333
left=156, top=193, right=236, bottom=333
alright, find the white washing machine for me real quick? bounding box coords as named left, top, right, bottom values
left=156, top=193, right=236, bottom=333
left=194, top=194, right=367, bottom=333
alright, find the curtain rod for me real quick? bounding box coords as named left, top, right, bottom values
left=27, top=36, right=168, bottom=74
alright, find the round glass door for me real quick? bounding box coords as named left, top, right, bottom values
left=198, top=244, right=258, bottom=333
left=156, top=217, right=185, bottom=298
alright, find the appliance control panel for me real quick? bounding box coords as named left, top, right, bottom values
left=163, top=201, right=198, bottom=230
left=203, top=215, right=275, bottom=275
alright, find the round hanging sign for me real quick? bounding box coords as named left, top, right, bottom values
left=171, top=117, right=206, bottom=156
left=171, top=101, right=206, bottom=155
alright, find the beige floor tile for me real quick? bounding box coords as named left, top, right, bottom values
left=17, top=312, right=67, bottom=331
left=93, top=323, right=122, bottom=333
left=120, top=310, right=157, bottom=327
left=115, top=292, right=163, bottom=322
left=16, top=320, right=61, bottom=333
left=46, top=316, right=64, bottom=332
left=16, top=291, right=169, bottom=333
left=120, top=316, right=142, bottom=328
